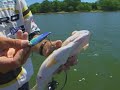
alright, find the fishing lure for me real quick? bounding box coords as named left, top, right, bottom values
left=29, top=32, right=51, bottom=46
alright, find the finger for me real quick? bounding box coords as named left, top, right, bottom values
left=22, top=32, right=28, bottom=40
left=20, top=40, right=30, bottom=48
left=67, top=56, right=78, bottom=66
left=72, top=31, right=77, bottom=35
left=44, top=40, right=62, bottom=56
left=8, top=39, right=29, bottom=48
left=13, top=49, right=24, bottom=65
left=0, top=37, right=27, bottom=49
left=16, top=30, right=23, bottom=39
left=13, top=47, right=31, bottom=65
left=22, top=47, right=31, bottom=61
left=7, top=48, right=16, bottom=58
left=52, top=40, right=62, bottom=49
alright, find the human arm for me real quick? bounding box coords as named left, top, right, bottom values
left=19, top=0, right=77, bottom=73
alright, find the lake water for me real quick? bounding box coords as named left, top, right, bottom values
left=30, top=12, right=120, bottom=90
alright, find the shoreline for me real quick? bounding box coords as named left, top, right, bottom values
left=33, top=10, right=120, bottom=15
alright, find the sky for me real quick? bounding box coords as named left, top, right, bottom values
left=26, top=0, right=97, bottom=6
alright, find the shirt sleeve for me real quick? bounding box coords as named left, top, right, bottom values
left=19, top=0, right=40, bottom=35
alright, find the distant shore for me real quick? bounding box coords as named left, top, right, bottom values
left=33, top=10, right=120, bottom=15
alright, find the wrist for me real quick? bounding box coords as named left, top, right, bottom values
left=39, top=40, right=48, bottom=56
left=31, top=40, right=49, bottom=54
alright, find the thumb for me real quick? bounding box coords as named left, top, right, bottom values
left=13, top=47, right=31, bottom=65
left=11, top=39, right=30, bottom=48
left=52, top=40, right=62, bottom=49
left=20, top=40, right=30, bottom=48
left=44, top=40, right=62, bottom=57
left=0, top=37, right=29, bottom=49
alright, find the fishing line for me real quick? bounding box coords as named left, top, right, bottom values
left=60, top=71, right=68, bottom=90
left=47, top=71, right=68, bottom=90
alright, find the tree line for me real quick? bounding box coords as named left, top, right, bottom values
left=29, top=0, right=120, bottom=14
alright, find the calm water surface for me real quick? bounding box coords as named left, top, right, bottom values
left=30, top=12, right=120, bottom=90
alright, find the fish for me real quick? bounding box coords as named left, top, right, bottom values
left=35, top=30, right=90, bottom=90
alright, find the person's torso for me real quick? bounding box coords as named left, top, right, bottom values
left=0, top=1, right=34, bottom=89
left=0, top=0, right=25, bottom=38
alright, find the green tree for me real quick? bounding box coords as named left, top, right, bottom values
left=51, top=0, right=61, bottom=12
left=29, top=0, right=120, bottom=14
left=40, top=0, right=52, bottom=13
left=98, top=0, right=120, bottom=11
left=91, top=2, right=98, bottom=10
left=76, top=2, right=92, bottom=11
left=63, top=0, right=81, bottom=12
left=29, top=3, right=40, bottom=13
